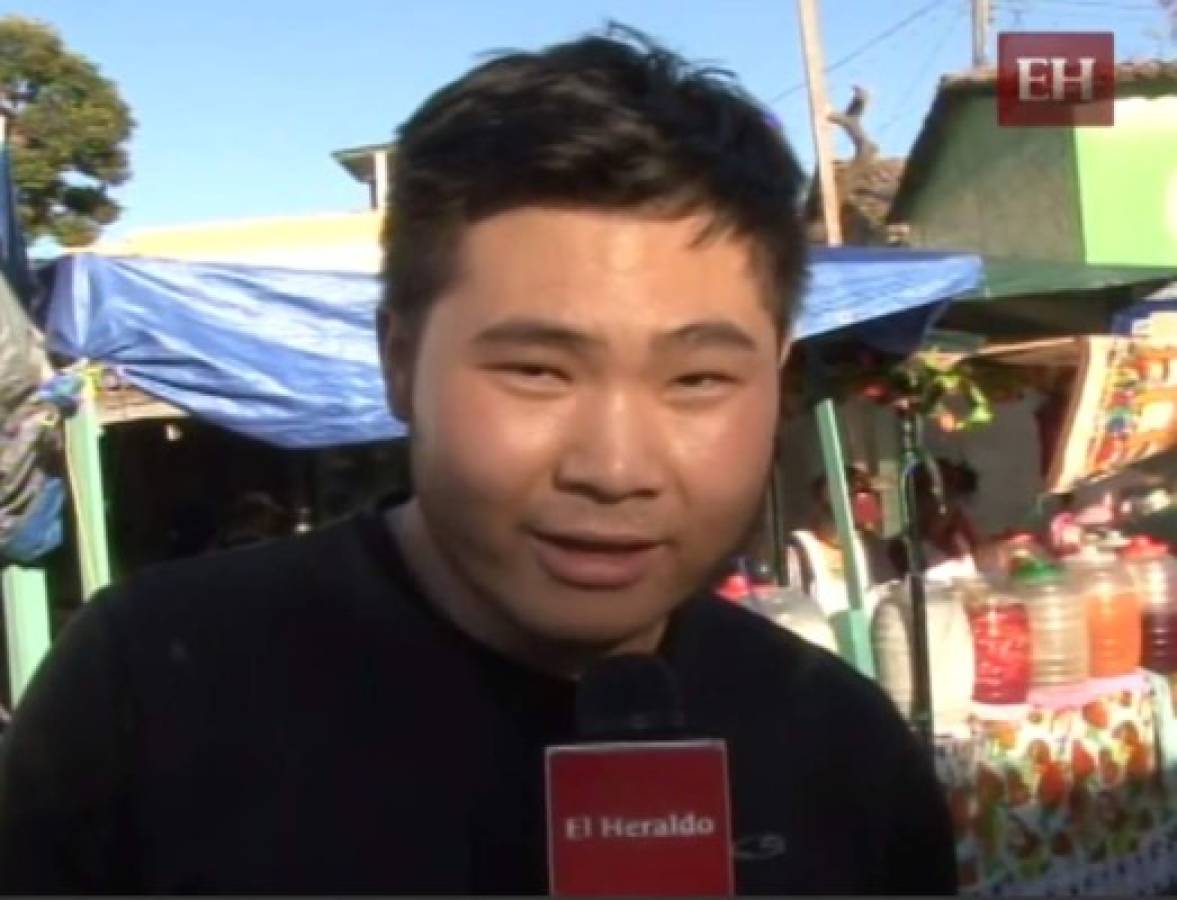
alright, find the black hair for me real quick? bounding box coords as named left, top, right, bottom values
left=810, top=466, right=874, bottom=499
left=381, top=23, right=808, bottom=340
left=913, top=458, right=980, bottom=501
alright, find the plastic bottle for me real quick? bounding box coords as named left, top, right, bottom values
left=1011, top=558, right=1088, bottom=688
left=1068, top=541, right=1141, bottom=678
left=870, top=579, right=975, bottom=731
left=715, top=572, right=751, bottom=604
left=750, top=584, right=838, bottom=655
left=1122, top=535, right=1177, bottom=674
left=957, top=575, right=1032, bottom=705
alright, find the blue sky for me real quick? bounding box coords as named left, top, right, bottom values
left=14, top=0, right=1175, bottom=239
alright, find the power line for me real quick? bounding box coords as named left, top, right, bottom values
left=767, top=0, right=945, bottom=105
left=1022, top=0, right=1164, bottom=12
left=877, top=7, right=970, bottom=143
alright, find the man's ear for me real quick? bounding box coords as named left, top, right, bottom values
left=379, top=311, right=415, bottom=424
left=777, top=333, right=792, bottom=369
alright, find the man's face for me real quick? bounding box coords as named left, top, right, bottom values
left=387, top=208, right=786, bottom=646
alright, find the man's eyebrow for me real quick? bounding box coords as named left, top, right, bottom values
left=653, top=320, right=759, bottom=352
left=472, top=318, right=602, bottom=351
left=471, top=317, right=760, bottom=353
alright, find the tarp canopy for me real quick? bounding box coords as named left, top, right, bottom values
left=43, top=248, right=983, bottom=448
left=938, top=256, right=1177, bottom=339
left=964, top=258, right=1177, bottom=301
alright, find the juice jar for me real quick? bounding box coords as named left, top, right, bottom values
left=871, top=579, right=975, bottom=731
left=1011, top=559, right=1088, bottom=688
left=957, top=576, right=1032, bottom=705
left=1069, top=548, right=1142, bottom=678
left=1122, top=535, right=1177, bottom=674
left=752, top=585, right=838, bottom=655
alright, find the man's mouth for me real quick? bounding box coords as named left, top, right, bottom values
left=528, top=530, right=665, bottom=590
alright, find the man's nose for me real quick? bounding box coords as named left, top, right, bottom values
left=553, top=388, right=667, bottom=503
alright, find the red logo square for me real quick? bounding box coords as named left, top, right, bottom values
left=997, top=32, right=1115, bottom=127
left=546, top=741, right=734, bottom=896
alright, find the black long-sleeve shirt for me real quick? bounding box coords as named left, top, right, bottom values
left=0, top=502, right=957, bottom=894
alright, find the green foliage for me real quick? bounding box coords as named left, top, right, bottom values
left=830, top=348, right=1033, bottom=435
left=0, top=16, right=133, bottom=246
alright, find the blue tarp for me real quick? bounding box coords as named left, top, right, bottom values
left=44, top=248, right=982, bottom=448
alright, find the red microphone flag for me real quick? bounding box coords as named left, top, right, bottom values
left=546, top=739, right=734, bottom=896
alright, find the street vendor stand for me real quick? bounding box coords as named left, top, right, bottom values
left=0, top=245, right=983, bottom=704
left=890, top=268, right=1177, bottom=896
left=927, top=335, right=1177, bottom=895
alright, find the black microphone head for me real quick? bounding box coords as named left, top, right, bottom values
left=576, top=654, right=686, bottom=739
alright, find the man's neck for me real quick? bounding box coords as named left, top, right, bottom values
left=386, top=500, right=667, bottom=680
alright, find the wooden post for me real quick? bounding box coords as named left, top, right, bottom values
left=972, top=0, right=991, bottom=68
left=797, top=0, right=843, bottom=247
left=372, top=150, right=390, bottom=211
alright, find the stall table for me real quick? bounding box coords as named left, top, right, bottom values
left=935, top=671, right=1177, bottom=895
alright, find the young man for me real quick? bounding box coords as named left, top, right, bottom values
left=0, top=28, right=957, bottom=895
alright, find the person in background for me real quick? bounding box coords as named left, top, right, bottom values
left=1047, top=492, right=1083, bottom=557
left=889, top=458, right=981, bottom=579
left=786, top=466, right=897, bottom=617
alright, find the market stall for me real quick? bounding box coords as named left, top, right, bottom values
left=0, top=245, right=983, bottom=706
left=734, top=253, right=1177, bottom=893
left=879, top=325, right=1177, bottom=894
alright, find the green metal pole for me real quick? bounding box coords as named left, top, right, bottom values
left=1, top=565, right=51, bottom=703
left=813, top=397, right=875, bottom=678
left=65, top=379, right=111, bottom=598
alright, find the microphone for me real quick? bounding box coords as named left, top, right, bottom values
left=546, top=654, right=735, bottom=897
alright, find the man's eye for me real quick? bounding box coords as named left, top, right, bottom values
left=492, top=363, right=570, bottom=389
left=506, top=364, right=565, bottom=380
left=672, top=372, right=734, bottom=390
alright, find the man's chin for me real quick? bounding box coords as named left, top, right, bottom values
left=498, top=597, right=678, bottom=662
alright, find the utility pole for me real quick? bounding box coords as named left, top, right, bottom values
left=972, top=0, right=991, bottom=68
left=796, top=0, right=842, bottom=246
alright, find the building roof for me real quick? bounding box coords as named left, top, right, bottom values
left=332, top=142, right=394, bottom=184
left=806, top=156, right=908, bottom=245
left=889, top=60, right=1177, bottom=223
left=936, top=59, right=1177, bottom=96
left=90, top=211, right=384, bottom=272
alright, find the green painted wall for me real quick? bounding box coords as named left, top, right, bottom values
left=1075, top=96, right=1177, bottom=266
left=906, top=96, right=1084, bottom=261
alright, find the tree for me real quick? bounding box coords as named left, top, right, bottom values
left=0, top=16, right=133, bottom=247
